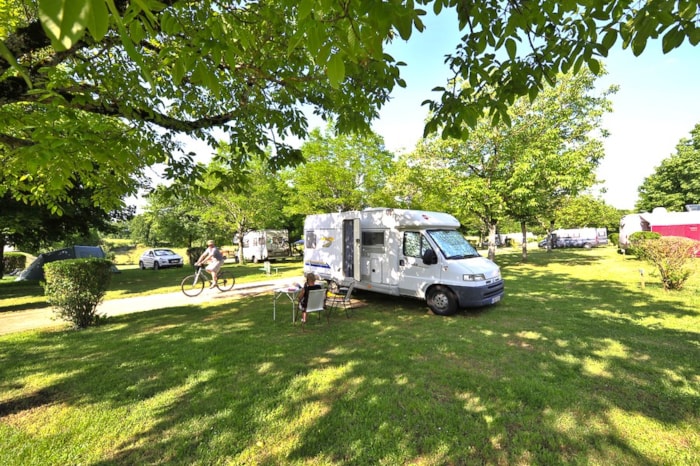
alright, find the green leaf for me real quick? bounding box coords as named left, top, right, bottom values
left=587, top=58, right=600, bottom=75
left=298, top=0, right=313, bottom=20
left=85, top=0, right=109, bottom=41
left=631, top=35, right=648, bottom=56
left=0, top=42, right=32, bottom=87
left=601, top=29, right=617, bottom=51
left=505, top=38, right=517, bottom=60
left=171, top=59, right=185, bottom=85
left=129, top=19, right=146, bottom=44
left=327, top=53, right=346, bottom=89
left=38, top=0, right=91, bottom=50
left=662, top=27, right=684, bottom=53
left=395, top=14, right=413, bottom=41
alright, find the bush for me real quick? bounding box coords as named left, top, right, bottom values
left=608, top=233, right=619, bottom=246
left=43, top=258, right=113, bottom=329
left=187, top=247, right=205, bottom=266
left=3, top=253, right=26, bottom=274
left=633, top=236, right=700, bottom=290
left=627, top=231, right=662, bottom=256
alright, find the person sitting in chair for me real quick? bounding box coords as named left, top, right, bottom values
left=297, top=272, right=322, bottom=323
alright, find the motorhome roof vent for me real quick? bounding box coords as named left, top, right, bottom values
left=685, top=204, right=700, bottom=211
left=652, top=207, right=668, bottom=214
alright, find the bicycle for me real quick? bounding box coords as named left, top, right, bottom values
left=180, top=266, right=235, bottom=297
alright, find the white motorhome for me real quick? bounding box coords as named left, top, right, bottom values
left=539, top=227, right=608, bottom=249
left=303, top=208, right=504, bottom=315
left=241, top=229, right=290, bottom=262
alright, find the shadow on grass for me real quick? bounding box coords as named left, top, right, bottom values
left=0, top=249, right=697, bottom=464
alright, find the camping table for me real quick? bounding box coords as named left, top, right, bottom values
left=273, top=286, right=300, bottom=322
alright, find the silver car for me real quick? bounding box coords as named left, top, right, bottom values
left=139, top=248, right=184, bottom=270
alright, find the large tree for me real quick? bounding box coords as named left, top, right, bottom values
left=130, top=186, right=205, bottom=248
left=282, top=127, right=395, bottom=215
left=197, top=154, right=289, bottom=263
left=1, top=0, right=413, bottom=210
left=393, top=70, right=611, bottom=261
left=554, top=195, right=623, bottom=233
left=636, top=123, right=700, bottom=212
left=0, top=183, right=130, bottom=275
left=2, top=0, right=697, bottom=210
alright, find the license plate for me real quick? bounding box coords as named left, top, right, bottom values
left=491, top=295, right=501, bottom=304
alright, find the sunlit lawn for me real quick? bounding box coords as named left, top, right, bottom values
left=1, top=247, right=698, bottom=464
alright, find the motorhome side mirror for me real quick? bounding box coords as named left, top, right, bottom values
left=422, top=249, right=438, bottom=265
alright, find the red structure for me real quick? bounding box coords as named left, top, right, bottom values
left=619, top=205, right=700, bottom=256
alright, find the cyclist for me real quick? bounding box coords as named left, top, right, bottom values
left=195, top=239, right=225, bottom=288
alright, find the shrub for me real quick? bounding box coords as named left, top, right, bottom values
left=627, top=231, right=662, bottom=256
left=187, top=247, right=205, bottom=266
left=608, top=233, right=619, bottom=246
left=633, top=236, right=700, bottom=290
left=43, top=258, right=113, bottom=329
left=3, top=253, right=26, bottom=274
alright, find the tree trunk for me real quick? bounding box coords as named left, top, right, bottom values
left=520, top=220, right=528, bottom=261
left=487, top=222, right=498, bottom=261
left=546, top=219, right=555, bottom=252
left=237, top=230, right=245, bottom=264
left=0, top=237, right=5, bottom=277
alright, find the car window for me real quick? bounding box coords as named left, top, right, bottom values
left=155, top=249, right=176, bottom=256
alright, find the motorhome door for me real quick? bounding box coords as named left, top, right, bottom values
left=398, top=231, right=440, bottom=297
left=342, top=219, right=361, bottom=281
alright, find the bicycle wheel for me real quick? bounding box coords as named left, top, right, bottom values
left=216, top=271, right=235, bottom=291
left=181, top=274, right=205, bottom=297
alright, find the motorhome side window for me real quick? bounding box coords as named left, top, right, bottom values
left=305, top=232, right=317, bottom=249
left=362, top=231, right=384, bottom=246
left=403, top=231, right=429, bottom=258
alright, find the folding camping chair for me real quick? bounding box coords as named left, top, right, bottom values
left=328, top=281, right=356, bottom=318
left=299, top=288, right=328, bottom=328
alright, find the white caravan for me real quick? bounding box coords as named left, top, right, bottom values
left=540, top=227, right=608, bottom=249
left=303, top=208, right=504, bottom=315
left=241, top=229, right=290, bottom=262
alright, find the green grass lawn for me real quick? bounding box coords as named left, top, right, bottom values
left=1, top=247, right=698, bottom=464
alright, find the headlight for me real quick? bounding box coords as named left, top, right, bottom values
left=463, top=273, right=486, bottom=281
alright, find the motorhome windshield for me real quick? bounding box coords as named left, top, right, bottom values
left=428, top=230, right=480, bottom=259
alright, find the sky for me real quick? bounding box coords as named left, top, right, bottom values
left=366, top=10, right=700, bottom=211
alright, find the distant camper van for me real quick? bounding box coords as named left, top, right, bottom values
left=539, top=228, right=608, bottom=249
left=303, top=208, right=504, bottom=316
left=240, top=230, right=291, bottom=263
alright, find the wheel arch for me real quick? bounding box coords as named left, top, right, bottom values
left=425, top=284, right=459, bottom=316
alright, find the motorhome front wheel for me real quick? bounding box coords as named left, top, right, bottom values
left=426, top=286, right=458, bottom=316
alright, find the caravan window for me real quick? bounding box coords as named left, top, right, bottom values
left=305, top=232, right=317, bottom=249
left=403, top=231, right=431, bottom=258
left=362, top=231, right=384, bottom=246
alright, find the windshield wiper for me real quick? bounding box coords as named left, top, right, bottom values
left=447, top=253, right=479, bottom=260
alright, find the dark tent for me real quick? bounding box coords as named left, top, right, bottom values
left=15, top=246, right=116, bottom=281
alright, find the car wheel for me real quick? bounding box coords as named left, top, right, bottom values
left=583, top=243, right=592, bottom=249
left=139, top=261, right=145, bottom=270
left=153, top=262, right=160, bottom=270
left=426, top=285, right=458, bottom=316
